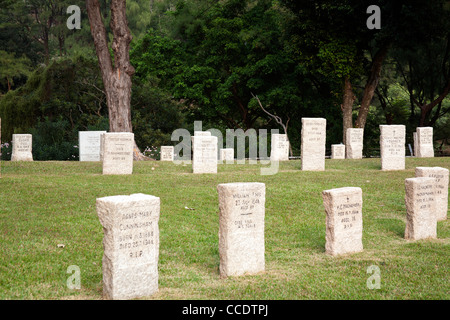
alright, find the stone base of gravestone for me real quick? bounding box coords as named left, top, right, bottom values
left=96, top=193, right=160, bottom=300
left=415, top=127, right=434, bottom=158
left=404, top=177, right=437, bottom=240
left=379, top=125, right=405, bottom=171
left=220, top=148, right=234, bottom=162
left=102, top=133, right=134, bottom=175
left=322, top=187, right=363, bottom=256
left=11, top=134, right=33, bottom=161
left=346, top=128, right=364, bottom=159
left=217, top=182, right=265, bottom=277
left=331, top=144, right=345, bottom=159
left=270, top=134, right=289, bottom=161
left=160, top=146, right=174, bottom=161
left=79, top=131, right=106, bottom=161
left=301, top=118, right=326, bottom=171
left=415, top=167, right=448, bottom=221
left=192, top=135, right=218, bottom=174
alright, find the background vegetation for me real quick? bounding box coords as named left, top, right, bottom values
left=1, top=0, right=450, bottom=159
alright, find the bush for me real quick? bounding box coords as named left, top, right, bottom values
left=29, top=117, right=78, bottom=161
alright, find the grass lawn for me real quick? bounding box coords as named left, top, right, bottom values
left=0, top=157, right=449, bottom=300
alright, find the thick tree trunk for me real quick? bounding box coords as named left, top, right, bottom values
left=355, top=43, right=391, bottom=129
left=87, top=0, right=147, bottom=160
left=341, top=76, right=356, bottom=144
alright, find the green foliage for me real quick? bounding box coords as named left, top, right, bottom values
left=0, top=50, right=32, bottom=93
left=131, top=78, right=186, bottom=149
left=29, top=116, right=79, bottom=161
left=0, top=56, right=108, bottom=143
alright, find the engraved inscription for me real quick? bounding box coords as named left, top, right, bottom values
left=117, top=209, right=156, bottom=260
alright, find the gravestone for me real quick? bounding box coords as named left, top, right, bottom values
left=413, top=132, right=418, bottom=157
left=415, top=167, right=448, bottom=221
left=322, top=187, right=363, bottom=256
left=194, top=131, right=211, bottom=136
left=160, top=146, right=174, bottom=161
left=102, top=132, right=134, bottom=175
left=404, top=177, right=437, bottom=240
left=379, top=125, right=405, bottom=170
left=301, top=118, right=326, bottom=171
left=11, top=134, right=33, bottom=161
left=270, top=133, right=289, bottom=161
left=220, top=148, right=234, bottom=162
left=96, top=193, right=160, bottom=300
left=415, top=127, right=434, bottom=158
left=217, top=182, right=265, bottom=277
left=345, top=128, right=364, bottom=159
left=79, top=131, right=106, bottom=161
left=331, top=144, right=345, bottom=160
left=192, top=135, right=218, bottom=174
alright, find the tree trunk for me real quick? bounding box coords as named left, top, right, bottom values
left=341, top=76, right=356, bottom=144
left=354, top=43, right=391, bottom=129
left=86, top=0, right=147, bottom=160
left=418, top=79, right=450, bottom=126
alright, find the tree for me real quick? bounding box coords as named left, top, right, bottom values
left=280, top=0, right=402, bottom=144
left=0, top=51, right=31, bottom=93
left=0, top=0, right=78, bottom=64
left=86, top=0, right=145, bottom=159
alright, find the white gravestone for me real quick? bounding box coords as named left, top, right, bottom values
left=415, top=127, right=434, bottom=158
left=331, top=144, right=345, bottom=159
left=102, top=132, right=134, bottom=175
left=220, top=148, right=234, bottom=162
left=96, top=193, right=160, bottom=300
left=415, top=167, right=448, bottom=221
left=160, top=146, right=174, bottom=161
left=379, top=125, right=405, bottom=170
left=11, top=134, right=33, bottom=161
left=346, top=128, right=364, bottom=159
left=322, top=187, right=363, bottom=256
left=404, top=177, right=437, bottom=240
left=301, top=118, right=326, bottom=171
left=270, top=134, right=289, bottom=161
left=79, top=131, right=106, bottom=161
left=217, top=182, right=266, bottom=277
left=192, top=135, right=218, bottom=174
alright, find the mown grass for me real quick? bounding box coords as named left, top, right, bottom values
left=0, top=157, right=449, bottom=300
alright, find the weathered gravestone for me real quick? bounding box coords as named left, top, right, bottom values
left=11, top=134, right=33, bottom=161
left=345, top=128, right=364, bottom=159
left=415, top=127, right=434, bottom=158
left=301, top=118, right=326, bottom=171
left=160, top=146, right=174, bottom=161
left=192, top=134, right=218, bottom=174
left=415, top=167, right=448, bottom=221
left=217, top=182, right=265, bottom=277
left=270, top=133, right=289, bottom=161
left=194, top=131, right=211, bottom=137
left=331, top=144, right=345, bottom=160
left=79, top=131, right=106, bottom=161
left=220, top=148, right=234, bottom=162
left=379, top=125, right=405, bottom=170
left=322, top=187, right=363, bottom=256
left=96, top=193, right=160, bottom=300
left=413, top=132, right=418, bottom=157
left=404, top=177, right=437, bottom=240
left=102, top=132, right=134, bottom=175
